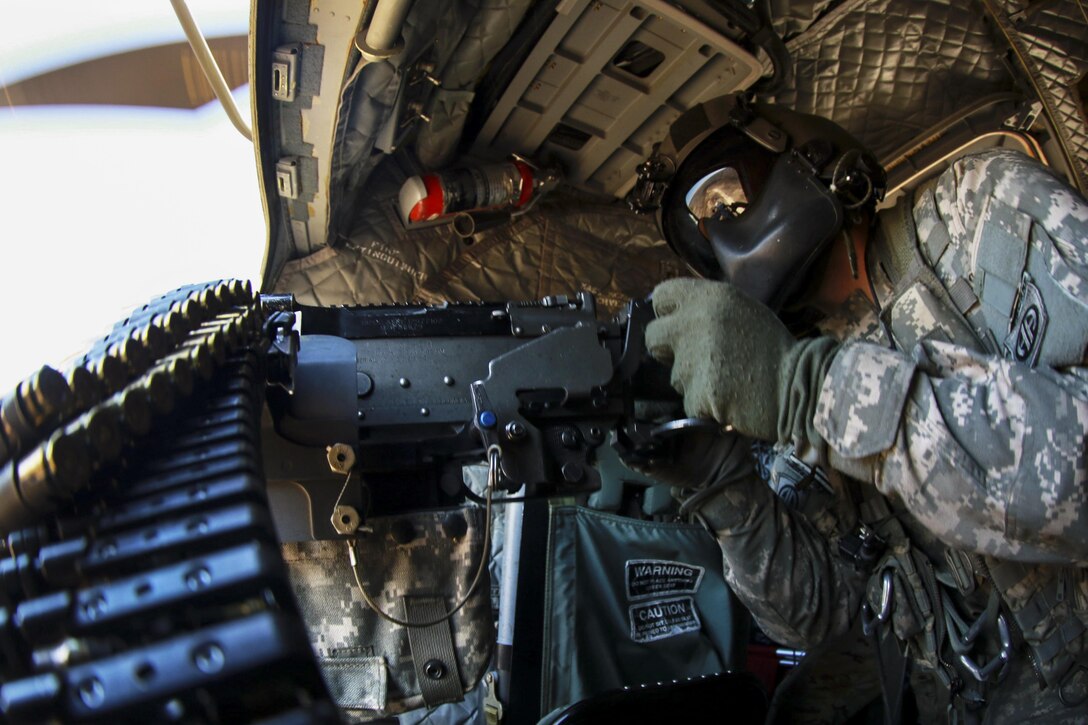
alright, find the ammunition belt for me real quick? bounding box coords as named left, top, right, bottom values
left=0, top=281, right=336, bottom=723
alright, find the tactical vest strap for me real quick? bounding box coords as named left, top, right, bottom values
left=987, top=557, right=1087, bottom=690
left=855, top=488, right=945, bottom=671
left=404, top=596, right=467, bottom=707
left=871, top=193, right=998, bottom=356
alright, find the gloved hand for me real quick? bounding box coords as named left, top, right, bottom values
left=637, top=428, right=755, bottom=517
left=645, top=278, right=839, bottom=446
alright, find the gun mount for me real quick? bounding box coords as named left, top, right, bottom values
left=261, top=292, right=679, bottom=539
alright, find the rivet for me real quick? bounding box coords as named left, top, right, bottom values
left=185, top=566, right=212, bottom=591
left=506, top=421, right=526, bottom=441
left=193, top=643, right=226, bottom=674
left=81, top=594, right=107, bottom=621
left=424, top=659, right=447, bottom=680
left=562, top=461, right=584, bottom=482
left=77, top=677, right=106, bottom=708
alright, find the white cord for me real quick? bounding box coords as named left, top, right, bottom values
left=169, top=0, right=253, bottom=142
left=347, top=446, right=499, bottom=628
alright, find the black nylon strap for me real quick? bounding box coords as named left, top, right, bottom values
left=868, top=617, right=908, bottom=725
left=404, top=596, right=464, bottom=707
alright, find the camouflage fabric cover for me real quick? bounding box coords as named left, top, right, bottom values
left=700, top=149, right=1088, bottom=721
left=282, top=507, right=492, bottom=720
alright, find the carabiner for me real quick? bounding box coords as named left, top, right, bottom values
left=878, top=570, right=894, bottom=623
left=957, top=615, right=1013, bottom=683
left=861, top=569, right=894, bottom=637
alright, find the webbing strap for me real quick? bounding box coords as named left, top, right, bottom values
left=404, top=596, right=464, bottom=707
left=873, top=195, right=996, bottom=355
left=987, top=557, right=1086, bottom=688
left=869, top=619, right=908, bottom=725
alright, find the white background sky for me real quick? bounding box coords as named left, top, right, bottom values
left=0, top=1, right=265, bottom=393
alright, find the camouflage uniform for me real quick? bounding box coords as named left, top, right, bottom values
left=283, top=507, right=493, bottom=719
left=700, top=150, right=1088, bottom=722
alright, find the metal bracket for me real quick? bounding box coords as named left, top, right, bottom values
left=272, top=44, right=301, bottom=102
left=275, top=158, right=300, bottom=200
left=470, top=323, right=613, bottom=493
left=506, top=293, right=597, bottom=338
left=1003, top=100, right=1042, bottom=131
left=484, top=672, right=504, bottom=724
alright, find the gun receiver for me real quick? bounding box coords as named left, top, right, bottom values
left=261, top=292, right=678, bottom=539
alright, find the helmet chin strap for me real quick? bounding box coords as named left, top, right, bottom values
left=811, top=223, right=875, bottom=312
left=844, top=228, right=860, bottom=280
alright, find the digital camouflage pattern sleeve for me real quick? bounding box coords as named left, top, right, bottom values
left=814, top=150, right=1088, bottom=566
left=697, top=472, right=866, bottom=650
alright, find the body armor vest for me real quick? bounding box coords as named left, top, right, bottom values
left=866, top=187, right=1088, bottom=702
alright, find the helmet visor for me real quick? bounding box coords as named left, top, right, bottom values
left=684, top=167, right=749, bottom=223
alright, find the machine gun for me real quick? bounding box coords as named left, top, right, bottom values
left=0, top=281, right=761, bottom=724
left=260, top=291, right=685, bottom=539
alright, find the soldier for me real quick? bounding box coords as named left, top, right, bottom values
left=633, top=95, right=1088, bottom=722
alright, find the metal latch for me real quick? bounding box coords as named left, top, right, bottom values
left=1004, top=101, right=1042, bottom=132
left=275, top=158, right=300, bottom=199
left=272, top=44, right=301, bottom=102
left=483, top=672, right=503, bottom=724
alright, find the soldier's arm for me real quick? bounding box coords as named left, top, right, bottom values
left=815, top=335, right=1088, bottom=567
left=814, top=150, right=1088, bottom=566
left=698, top=472, right=866, bottom=649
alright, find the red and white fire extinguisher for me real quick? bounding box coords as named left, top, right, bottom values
left=397, top=157, right=559, bottom=230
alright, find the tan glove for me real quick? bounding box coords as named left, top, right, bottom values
left=645, top=278, right=839, bottom=446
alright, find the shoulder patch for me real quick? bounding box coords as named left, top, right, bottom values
left=1003, top=273, right=1048, bottom=367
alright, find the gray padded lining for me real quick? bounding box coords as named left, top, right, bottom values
left=328, top=2, right=475, bottom=246
left=990, top=0, right=1088, bottom=191
left=416, top=89, right=477, bottom=169
left=443, top=0, right=533, bottom=89
left=271, top=0, right=1088, bottom=311
left=764, top=0, right=1015, bottom=162
left=415, top=0, right=534, bottom=168
left=272, top=156, right=687, bottom=311
left=328, top=0, right=539, bottom=245
left=769, top=0, right=843, bottom=41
